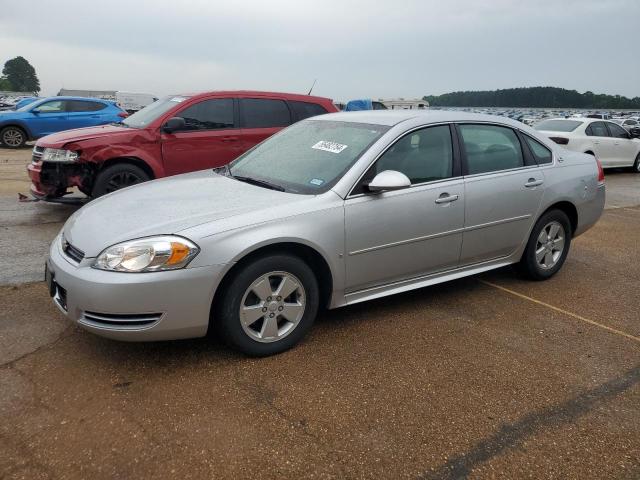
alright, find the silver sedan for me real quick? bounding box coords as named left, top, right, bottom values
left=46, top=111, right=605, bottom=356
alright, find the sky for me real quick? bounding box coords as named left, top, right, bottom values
left=1, top=0, right=639, bottom=101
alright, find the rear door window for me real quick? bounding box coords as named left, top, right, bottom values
left=177, top=98, right=234, bottom=131
left=523, top=135, right=553, bottom=165
left=586, top=122, right=609, bottom=137
left=459, top=124, right=524, bottom=174
left=66, top=100, right=107, bottom=112
left=289, top=101, right=328, bottom=121
left=240, top=98, right=291, bottom=128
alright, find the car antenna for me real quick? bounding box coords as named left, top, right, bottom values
left=307, top=79, right=317, bottom=95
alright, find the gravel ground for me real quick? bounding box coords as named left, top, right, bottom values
left=0, top=146, right=639, bottom=479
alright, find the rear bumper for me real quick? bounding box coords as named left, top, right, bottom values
left=574, top=183, right=606, bottom=237
left=47, top=234, right=226, bottom=341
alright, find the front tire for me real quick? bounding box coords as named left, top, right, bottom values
left=91, top=163, right=149, bottom=197
left=518, top=209, right=572, bottom=281
left=214, top=254, right=320, bottom=356
left=0, top=126, right=27, bottom=148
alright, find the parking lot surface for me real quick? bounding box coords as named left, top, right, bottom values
left=1, top=147, right=639, bottom=479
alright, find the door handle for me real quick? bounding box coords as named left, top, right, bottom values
left=593, top=140, right=600, bottom=144
left=524, top=178, right=544, bottom=188
left=435, top=193, right=459, bottom=204
left=221, top=136, right=239, bottom=142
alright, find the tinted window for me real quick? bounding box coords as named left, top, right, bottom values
left=369, top=125, right=453, bottom=185
left=459, top=124, right=524, bottom=174
left=35, top=100, right=65, bottom=113
left=624, top=120, right=638, bottom=126
left=289, top=101, right=328, bottom=121
left=178, top=98, right=234, bottom=130
left=535, top=120, right=582, bottom=132
left=586, top=122, right=609, bottom=137
left=606, top=122, right=629, bottom=138
left=66, top=100, right=106, bottom=112
left=240, top=98, right=291, bottom=128
left=372, top=102, right=388, bottom=110
left=524, top=135, right=552, bottom=165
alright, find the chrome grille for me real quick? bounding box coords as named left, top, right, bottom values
left=32, top=146, right=44, bottom=163
left=62, top=238, right=85, bottom=263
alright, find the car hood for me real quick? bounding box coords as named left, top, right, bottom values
left=36, top=124, right=136, bottom=148
left=63, top=170, right=310, bottom=257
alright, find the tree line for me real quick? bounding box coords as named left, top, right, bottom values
left=423, top=86, right=640, bottom=109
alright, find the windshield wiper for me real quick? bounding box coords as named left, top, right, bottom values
left=232, top=175, right=285, bottom=192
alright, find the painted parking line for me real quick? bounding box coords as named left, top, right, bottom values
left=480, top=280, right=640, bottom=344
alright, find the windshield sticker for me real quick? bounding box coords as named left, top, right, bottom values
left=312, top=141, right=347, bottom=154
left=309, top=178, right=325, bottom=186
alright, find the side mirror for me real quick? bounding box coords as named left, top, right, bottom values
left=162, top=117, right=186, bottom=133
left=367, top=170, right=411, bottom=193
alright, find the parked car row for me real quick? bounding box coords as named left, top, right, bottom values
left=535, top=117, right=640, bottom=172
left=27, top=91, right=337, bottom=201
left=44, top=109, right=605, bottom=355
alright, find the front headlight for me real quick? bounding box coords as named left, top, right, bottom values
left=42, top=148, right=78, bottom=163
left=92, top=236, right=200, bottom=272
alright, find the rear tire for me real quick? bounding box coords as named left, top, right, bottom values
left=632, top=153, right=640, bottom=173
left=1, top=126, right=27, bottom=148
left=91, top=163, right=149, bottom=197
left=518, top=209, right=572, bottom=281
left=214, top=254, right=319, bottom=356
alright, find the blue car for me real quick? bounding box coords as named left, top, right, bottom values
left=0, top=96, right=127, bottom=148
left=14, top=97, right=40, bottom=110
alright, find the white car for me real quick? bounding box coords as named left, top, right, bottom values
left=535, top=118, right=640, bottom=172
left=612, top=118, right=640, bottom=131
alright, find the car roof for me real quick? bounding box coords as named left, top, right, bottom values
left=34, top=96, right=112, bottom=103
left=173, top=90, right=333, bottom=102
left=315, top=110, right=528, bottom=127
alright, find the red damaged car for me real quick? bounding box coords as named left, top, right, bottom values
left=28, top=91, right=337, bottom=202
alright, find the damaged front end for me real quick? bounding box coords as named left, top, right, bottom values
left=27, top=146, right=95, bottom=204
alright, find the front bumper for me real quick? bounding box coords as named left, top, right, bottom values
left=27, top=157, right=92, bottom=202
left=47, top=234, right=227, bottom=341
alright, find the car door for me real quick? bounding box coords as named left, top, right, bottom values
left=344, top=124, right=465, bottom=292
left=606, top=122, right=637, bottom=166
left=238, top=97, right=292, bottom=151
left=65, top=100, right=108, bottom=129
left=457, top=123, right=545, bottom=265
left=161, top=97, right=243, bottom=176
left=28, top=100, right=68, bottom=136
left=585, top=121, right=617, bottom=166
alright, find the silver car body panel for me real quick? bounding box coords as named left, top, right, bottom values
left=48, top=111, right=605, bottom=341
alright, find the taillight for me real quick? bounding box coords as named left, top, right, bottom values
left=549, top=136, right=569, bottom=145
left=117, top=112, right=129, bottom=118
left=595, top=156, right=605, bottom=184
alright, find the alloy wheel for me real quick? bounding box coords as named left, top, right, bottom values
left=239, top=271, right=306, bottom=343
left=2, top=128, right=24, bottom=147
left=535, top=221, right=565, bottom=269
left=105, top=172, right=143, bottom=193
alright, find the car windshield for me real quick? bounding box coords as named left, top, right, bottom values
left=535, top=119, right=583, bottom=132
left=121, top=95, right=189, bottom=128
left=229, top=120, right=389, bottom=194
left=16, top=98, right=47, bottom=112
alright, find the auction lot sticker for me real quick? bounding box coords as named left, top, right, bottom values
left=312, top=141, right=348, bottom=154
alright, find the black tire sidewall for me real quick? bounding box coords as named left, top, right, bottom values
left=215, top=254, right=320, bottom=356
left=520, top=210, right=572, bottom=281
left=1, top=126, right=26, bottom=148
left=633, top=154, right=640, bottom=173
left=91, top=163, right=149, bottom=197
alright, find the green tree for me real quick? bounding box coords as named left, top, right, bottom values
left=2, top=56, right=40, bottom=93
left=0, top=76, right=12, bottom=91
